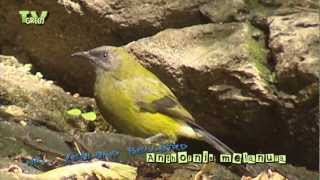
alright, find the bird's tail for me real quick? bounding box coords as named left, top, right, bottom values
left=195, top=128, right=234, bottom=154
left=195, top=128, right=265, bottom=176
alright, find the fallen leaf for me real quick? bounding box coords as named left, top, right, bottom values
left=66, top=108, right=82, bottom=117
left=81, top=112, right=97, bottom=121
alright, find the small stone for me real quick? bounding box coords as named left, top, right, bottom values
left=2, top=105, right=25, bottom=116
left=19, top=121, right=27, bottom=127
left=35, top=138, right=43, bottom=143
left=24, top=64, right=32, bottom=71
left=35, top=72, right=44, bottom=79
left=284, top=102, right=294, bottom=109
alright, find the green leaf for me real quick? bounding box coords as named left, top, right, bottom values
left=81, top=112, right=97, bottom=121
left=66, top=108, right=82, bottom=117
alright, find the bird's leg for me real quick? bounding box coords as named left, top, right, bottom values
left=145, top=133, right=166, bottom=144
left=194, top=163, right=213, bottom=180
left=145, top=133, right=174, bottom=144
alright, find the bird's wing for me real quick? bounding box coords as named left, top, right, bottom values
left=137, top=95, right=195, bottom=122
left=130, top=77, right=196, bottom=125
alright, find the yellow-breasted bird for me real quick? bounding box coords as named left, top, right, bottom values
left=71, top=46, right=234, bottom=154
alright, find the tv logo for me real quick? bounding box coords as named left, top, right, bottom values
left=19, top=10, right=48, bottom=25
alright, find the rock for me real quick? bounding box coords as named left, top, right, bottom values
left=82, top=0, right=210, bottom=36
left=200, top=0, right=319, bottom=25
left=269, top=163, right=319, bottom=180
left=267, top=12, right=319, bottom=168
left=0, top=120, right=156, bottom=170
left=0, top=121, right=73, bottom=159
left=241, top=170, right=286, bottom=180
left=165, top=163, right=240, bottom=180
left=0, top=55, right=110, bottom=133
left=0, top=161, right=137, bottom=180
left=258, top=0, right=319, bottom=9
left=77, top=132, right=156, bottom=162
left=200, top=0, right=248, bottom=23
left=0, top=0, right=211, bottom=95
left=268, top=12, right=319, bottom=93
left=127, top=23, right=278, bottom=151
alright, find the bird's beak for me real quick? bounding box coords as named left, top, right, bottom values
left=71, top=51, right=90, bottom=59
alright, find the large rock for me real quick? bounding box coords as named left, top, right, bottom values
left=267, top=12, right=319, bottom=168
left=257, top=0, right=319, bottom=9
left=199, top=0, right=320, bottom=24
left=268, top=12, right=319, bottom=93
left=0, top=0, right=211, bottom=95
left=235, top=4, right=320, bottom=169
left=199, top=0, right=248, bottom=23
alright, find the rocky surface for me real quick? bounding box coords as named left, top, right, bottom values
left=0, top=0, right=319, bottom=178
left=268, top=12, right=319, bottom=92
left=0, top=55, right=110, bottom=133
left=266, top=11, right=319, bottom=168
left=199, top=0, right=248, bottom=23
left=0, top=161, right=137, bottom=180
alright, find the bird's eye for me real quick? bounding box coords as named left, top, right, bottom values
left=103, top=52, right=108, bottom=57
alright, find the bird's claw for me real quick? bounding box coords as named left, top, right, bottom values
left=145, top=133, right=173, bottom=144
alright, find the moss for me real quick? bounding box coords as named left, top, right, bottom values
left=245, top=24, right=276, bottom=83
left=245, top=0, right=267, bottom=14
left=244, top=0, right=276, bottom=17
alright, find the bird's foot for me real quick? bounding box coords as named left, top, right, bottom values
left=145, top=133, right=173, bottom=144
left=194, top=163, right=213, bottom=180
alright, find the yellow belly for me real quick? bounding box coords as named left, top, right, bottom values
left=94, top=84, right=182, bottom=139
left=97, top=98, right=182, bottom=139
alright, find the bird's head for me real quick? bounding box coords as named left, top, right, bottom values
left=72, top=46, right=121, bottom=71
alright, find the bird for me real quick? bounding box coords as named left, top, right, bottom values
left=71, top=46, right=264, bottom=176
left=71, top=46, right=235, bottom=155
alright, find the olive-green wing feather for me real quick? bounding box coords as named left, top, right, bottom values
left=132, top=77, right=195, bottom=124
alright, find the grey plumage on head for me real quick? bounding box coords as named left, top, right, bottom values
left=72, top=46, right=120, bottom=71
